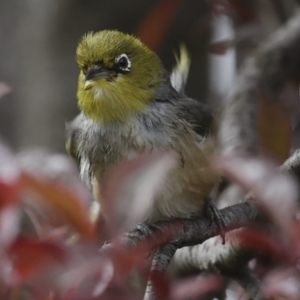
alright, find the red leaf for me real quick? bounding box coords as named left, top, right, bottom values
left=0, top=182, right=20, bottom=209
left=21, top=173, right=95, bottom=239
left=136, top=0, right=183, bottom=51
left=0, top=206, right=20, bottom=249
left=58, top=256, right=113, bottom=299
left=214, top=156, right=298, bottom=239
left=101, top=152, right=177, bottom=235
left=8, top=237, right=66, bottom=284
left=149, top=270, right=170, bottom=300
left=0, top=142, right=21, bottom=208
left=235, top=228, right=290, bottom=263
left=263, top=268, right=300, bottom=299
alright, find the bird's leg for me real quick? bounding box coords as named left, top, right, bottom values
left=205, top=198, right=226, bottom=244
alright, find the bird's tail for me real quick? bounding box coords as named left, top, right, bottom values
left=170, top=44, right=191, bottom=96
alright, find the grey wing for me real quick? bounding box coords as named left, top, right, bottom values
left=170, top=45, right=213, bottom=137
left=177, top=97, right=214, bottom=138
left=65, top=114, right=83, bottom=164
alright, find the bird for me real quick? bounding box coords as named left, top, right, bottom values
left=66, top=30, right=223, bottom=238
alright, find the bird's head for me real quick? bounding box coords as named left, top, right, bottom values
left=76, top=30, right=165, bottom=123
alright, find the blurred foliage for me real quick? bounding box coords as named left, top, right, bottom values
left=0, top=0, right=300, bottom=299
left=258, top=93, right=291, bottom=163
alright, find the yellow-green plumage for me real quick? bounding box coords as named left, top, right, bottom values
left=69, top=30, right=220, bottom=226
left=76, top=30, right=164, bottom=123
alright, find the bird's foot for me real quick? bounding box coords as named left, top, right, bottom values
left=205, top=198, right=226, bottom=245
left=135, top=222, right=161, bottom=237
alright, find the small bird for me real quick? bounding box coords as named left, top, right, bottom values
left=67, top=30, right=223, bottom=235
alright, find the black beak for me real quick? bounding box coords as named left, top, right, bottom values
left=84, top=65, right=110, bottom=81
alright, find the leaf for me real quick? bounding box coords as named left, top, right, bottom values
left=235, top=228, right=289, bottom=263
left=17, top=150, right=92, bottom=207
left=57, top=254, right=113, bottom=299
left=18, top=150, right=94, bottom=239
left=24, top=243, right=115, bottom=299
left=258, top=92, right=292, bottom=164
left=0, top=206, right=21, bottom=249
left=8, top=237, right=66, bottom=284
left=262, top=268, right=300, bottom=300
left=214, top=156, right=298, bottom=239
left=0, top=141, right=21, bottom=208
left=136, top=0, right=183, bottom=51
left=21, top=174, right=95, bottom=239
left=148, top=270, right=171, bottom=300
left=101, top=152, right=178, bottom=234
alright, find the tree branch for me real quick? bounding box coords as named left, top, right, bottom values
left=102, top=201, right=260, bottom=257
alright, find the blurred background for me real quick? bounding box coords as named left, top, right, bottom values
left=0, top=0, right=296, bottom=152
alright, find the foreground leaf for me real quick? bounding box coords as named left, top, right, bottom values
left=101, top=152, right=178, bottom=235
left=214, top=156, right=298, bottom=241
left=8, top=237, right=66, bottom=284
left=21, top=174, right=95, bottom=239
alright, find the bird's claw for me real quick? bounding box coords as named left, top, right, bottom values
left=136, top=222, right=158, bottom=236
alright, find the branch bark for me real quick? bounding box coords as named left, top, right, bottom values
left=113, top=202, right=260, bottom=253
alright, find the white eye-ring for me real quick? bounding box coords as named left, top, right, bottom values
left=115, top=54, right=131, bottom=72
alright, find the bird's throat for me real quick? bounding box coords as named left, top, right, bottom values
left=77, top=85, right=153, bottom=124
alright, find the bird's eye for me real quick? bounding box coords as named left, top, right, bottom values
left=115, top=54, right=131, bottom=72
